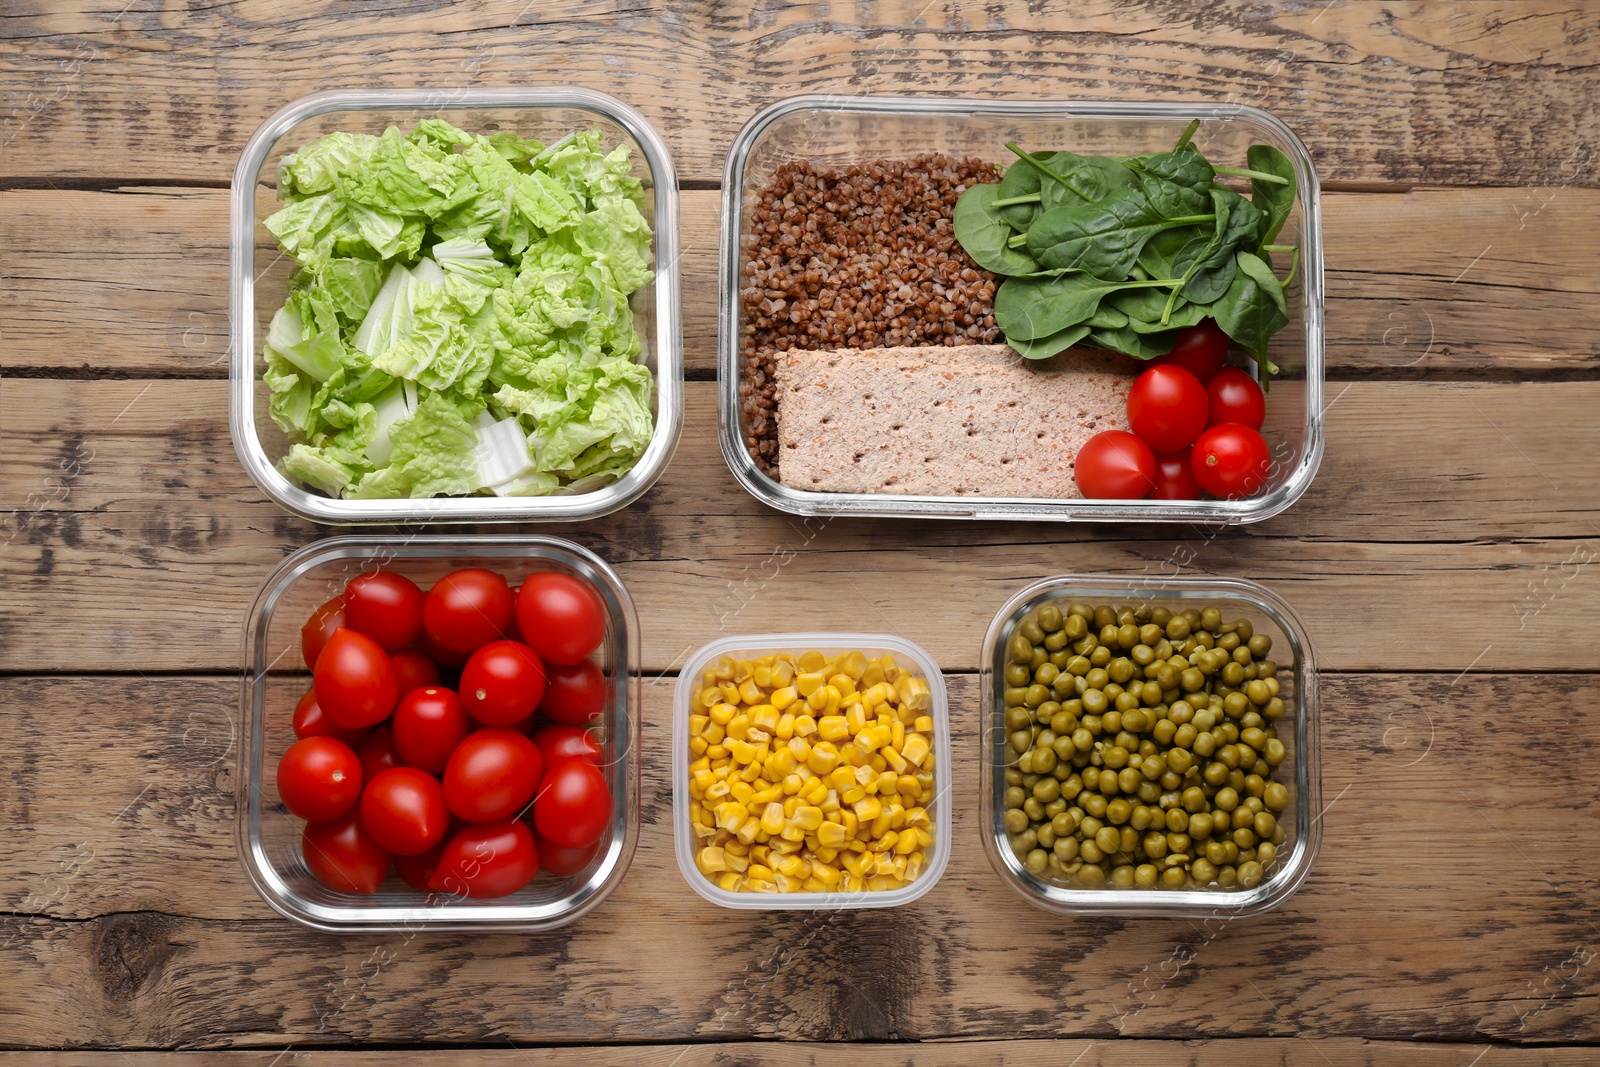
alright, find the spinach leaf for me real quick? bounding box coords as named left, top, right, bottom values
left=1084, top=323, right=1180, bottom=361
left=1086, top=304, right=1129, bottom=329
left=1109, top=288, right=1207, bottom=333
left=993, top=157, right=1046, bottom=229
left=953, top=183, right=1039, bottom=276
left=1027, top=189, right=1213, bottom=280
left=1140, top=171, right=1211, bottom=220
left=1211, top=250, right=1288, bottom=376
left=1246, top=144, right=1296, bottom=246
left=1137, top=143, right=1217, bottom=189
left=1007, top=323, right=1092, bottom=361
left=994, top=272, right=1173, bottom=340
left=1138, top=224, right=1212, bottom=281
left=1006, top=144, right=1133, bottom=205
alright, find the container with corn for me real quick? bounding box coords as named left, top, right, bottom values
left=673, top=634, right=952, bottom=909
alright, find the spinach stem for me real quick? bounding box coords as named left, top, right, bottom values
left=1213, top=165, right=1290, bottom=185
left=1006, top=233, right=1028, bottom=249
left=1004, top=142, right=1078, bottom=188
left=1173, top=120, right=1200, bottom=151
left=990, top=193, right=1042, bottom=207
left=1261, top=243, right=1295, bottom=253
left=1282, top=245, right=1301, bottom=289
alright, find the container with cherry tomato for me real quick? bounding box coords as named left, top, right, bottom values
left=1073, top=320, right=1276, bottom=502
left=241, top=536, right=640, bottom=932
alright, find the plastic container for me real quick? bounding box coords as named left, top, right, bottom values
left=238, top=534, right=640, bottom=932
left=230, top=88, right=682, bottom=524
left=980, top=575, right=1320, bottom=917
left=672, top=633, right=952, bottom=909
left=718, top=95, right=1323, bottom=524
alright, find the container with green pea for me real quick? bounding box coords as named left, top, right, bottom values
left=979, top=575, right=1321, bottom=917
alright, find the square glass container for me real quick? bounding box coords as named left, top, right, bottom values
left=239, top=534, right=640, bottom=932
left=230, top=88, right=682, bottom=524
left=718, top=95, right=1323, bottom=523
left=672, top=633, right=952, bottom=909
left=980, top=575, right=1320, bottom=917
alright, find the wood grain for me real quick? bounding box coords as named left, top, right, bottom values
left=3, top=185, right=1598, bottom=378
left=3, top=378, right=1597, bottom=674
left=1, top=1042, right=1598, bottom=1066
left=1, top=2, right=1596, bottom=187
left=1, top=673, right=1595, bottom=1048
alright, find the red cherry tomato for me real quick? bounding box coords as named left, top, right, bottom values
left=394, top=837, right=449, bottom=893
left=422, top=568, right=513, bottom=658
left=428, top=819, right=540, bottom=899
left=356, top=726, right=402, bottom=783
left=413, top=629, right=470, bottom=668
left=459, top=640, right=547, bottom=727
left=1149, top=449, right=1201, bottom=501
left=531, top=724, right=604, bottom=769
left=1127, top=364, right=1209, bottom=452
left=1158, top=319, right=1230, bottom=383
left=391, top=687, right=472, bottom=776
left=1205, top=367, right=1266, bottom=430
left=301, top=595, right=345, bottom=670
left=302, top=809, right=391, bottom=895
left=313, top=627, right=399, bottom=730
left=1073, top=430, right=1155, bottom=499
left=276, top=736, right=363, bottom=823
left=534, top=757, right=611, bottom=849
left=532, top=827, right=601, bottom=877
left=1192, top=423, right=1274, bottom=499
left=292, top=687, right=371, bottom=749
left=516, top=573, right=607, bottom=667
left=443, top=729, right=543, bottom=822
left=539, top=659, right=606, bottom=726
left=359, top=767, right=450, bottom=856
left=343, top=570, right=425, bottom=652
left=389, top=648, right=441, bottom=696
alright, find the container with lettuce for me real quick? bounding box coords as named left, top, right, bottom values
left=260, top=120, right=656, bottom=499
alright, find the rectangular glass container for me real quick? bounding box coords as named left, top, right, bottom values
left=239, top=535, right=640, bottom=932
left=230, top=88, right=682, bottom=524
left=980, top=575, right=1320, bottom=916
left=672, top=633, right=952, bottom=909
left=718, top=95, right=1323, bottom=523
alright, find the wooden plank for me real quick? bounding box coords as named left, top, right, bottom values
left=3, top=378, right=1597, bottom=673
left=2, top=1040, right=1598, bottom=1065
left=4, top=184, right=1599, bottom=377
left=1, top=2, right=1596, bottom=187
left=1, top=673, right=1595, bottom=1048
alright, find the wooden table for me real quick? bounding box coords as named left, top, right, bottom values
left=3, top=2, right=1598, bottom=1063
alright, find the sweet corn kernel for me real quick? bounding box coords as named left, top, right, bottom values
left=737, top=761, right=763, bottom=783
left=801, top=778, right=829, bottom=806
left=792, top=805, right=825, bottom=831
left=793, top=713, right=818, bottom=738
left=735, top=820, right=760, bottom=844
left=882, top=746, right=907, bottom=773
left=897, top=774, right=921, bottom=799
left=716, top=871, right=743, bottom=892
left=844, top=703, right=870, bottom=733
left=900, top=734, right=930, bottom=767
left=838, top=651, right=868, bottom=679
left=747, top=864, right=774, bottom=882
left=890, top=718, right=906, bottom=750
left=725, top=713, right=750, bottom=741
left=797, top=650, right=826, bottom=672
left=841, top=785, right=867, bottom=806
left=816, top=822, right=849, bottom=848
left=702, top=723, right=725, bottom=745
left=828, top=673, right=857, bottom=699
left=714, top=802, right=747, bottom=832
left=806, top=743, right=841, bottom=775
left=708, top=702, right=737, bottom=725
left=771, top=660, right=795, bottom=686
left=730, top=781, right=755, bottom=805
left=895, top=829, right=919, bottom=855
left=697, top=846, right=729, bottom=873
left=705, top=779, right=732, bottom=801
left=870, top=830, right=899, bottom=853
left=817, top=716, right=849, bottom=743
left=759, top=802, right=785, bottom=835
left=725, top=851, right=750, bottom=873
left=750, top=704, right=779, bottom=731
left=689, top=713, right=710, bottom=736
left=782, top=772, right=805, bottom=796
left=870, top=812, right=893, bottom=839
left=913, top=715, right=934, bottom=734
left=706, top=744, right=729, bottom=761
left=796, top=670, right=827, bottom=697
left=774, top=712, right=796, bottom=740
left=819, top=789, right=841, bottom=813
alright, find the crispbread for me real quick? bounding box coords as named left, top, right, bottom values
left=775, top=344, right=1135, bottom=498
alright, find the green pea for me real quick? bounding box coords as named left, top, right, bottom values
left=1038, top=604, right=1064, bottom=632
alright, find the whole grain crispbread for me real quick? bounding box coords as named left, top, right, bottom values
left=774, top=344, right=1136, bottom=498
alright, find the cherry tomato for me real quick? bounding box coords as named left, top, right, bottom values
left=459, top=640, right=546, bottom=727
left=394, top=837, right=449, bottom=893
left=357, top=726, right=402, bottom=783
left=539, top=659, right=606, bottom=726
left=532, top=724, right=604, bottom=769
left=276, top=736, right=363, bottom=822
left=1149, top=450, right=1201, bottom=500
left=443, top=728, right=543, bottom=822
left=301, top=595, right=345, bottom=670
left=1205, top=367, right=1266, bottom=430
left=359, top=767, right=450, bottom=856
left=389, top=649, right=441, bottom=696
left=516, top=573, right=606, bottom=667
left=534, top=757, right=611, bottom=849
left=413, top=629, right=470, bottom=668
left=1073, top=430, right=1155, bottom=499
left=292, top=687, right=371, bottom=749
left=532, top=827, right=601, bottom=877
left=392, top=686, right=472, bottom=776
left=1158, top=319, right=1230, bottom=383
left=1127, top=364, right=1209, bottom=452
left=313, top=627, right=399, bottom=730
left=428, top=819, right=540, bottom=899
left=302, top=809, right=391, bottom=895
left=1192, top=423, right=1274, bottom=499
left=422, top=568, right=513, bottom=658
left=343, top=571, right=425, bottom=652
